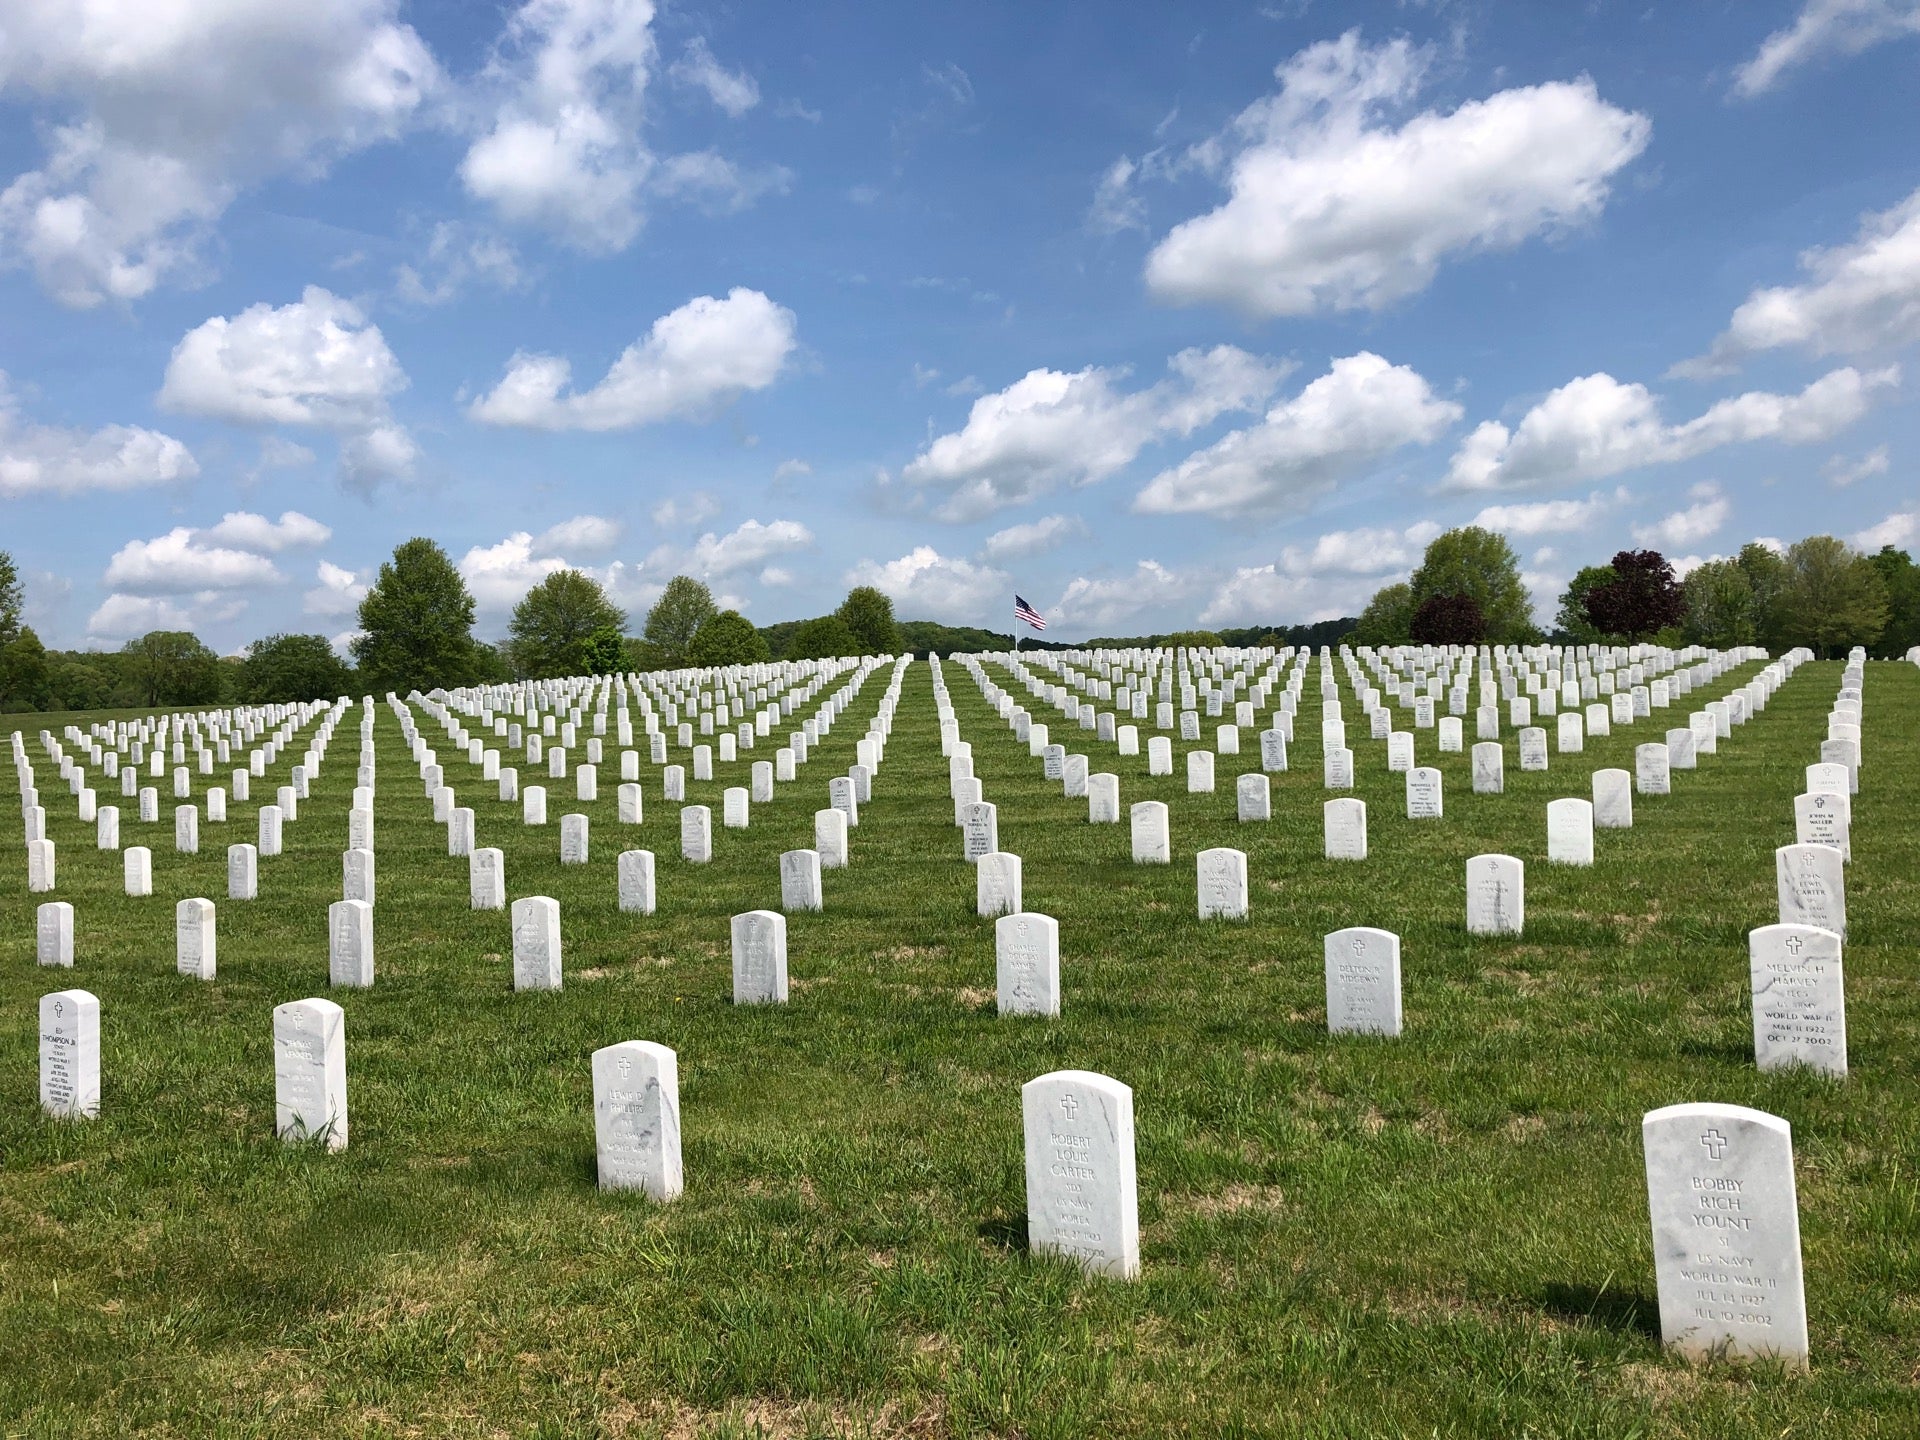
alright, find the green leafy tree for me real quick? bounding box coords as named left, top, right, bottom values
left=835, top=585, right=900, bottom=655
left=0, top=626, right=50, bottom=712
left=1555, top=565, right=1618, bottom=641
left=1348, top=583, right=1414, bottom=646
left=580, top=625, right=628, bottom=675
left=0, top=552, right=43, bottom=710
left=643, top=576, right=717, bottom=665
left=48, top=654, right=115, bottom=711
left=470, top=640, right=515, bottom=685
left=1865, top=546, right=1920, bottom=656
left=1164, top=629, right=1224, bottom=649
left=122, top=630, right=224, bottom=705
left=241, top=633, right=353, bottom=703
left=353, top=538, right=481, bottom=693
left=1680, top=559, right=1757, bottom=647
left=508, top=569, right=626, bottom=678
left=623, top=636, right=669, bottom=672
left=1736, top=542, right=1791, bottom=650
left=688, top=609, right=770, bottom=667
left=1776, top=536, right=1888, bottom=658
left=0, top=550, right=21, bottom=647
left=788, top=614, right=859, bottom=659
left=1409, top=527, right=1535, bottom=641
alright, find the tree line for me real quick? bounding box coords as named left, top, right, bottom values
left=4, top=525, right=1911, bottom=716
left=0, top=539, right=910, bottom=715
left=1346, top=526, right=1919, bottom=659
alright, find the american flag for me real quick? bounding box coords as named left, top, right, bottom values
left=1014, top=594, right=1046, bottom=631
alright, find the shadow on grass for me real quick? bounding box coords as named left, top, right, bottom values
left=976, top=1212, right=1030, bottom=1257
left=1677, top=1038, right=1753, bottom=1065
left=1538, top=1280, right=1660, bottom=1338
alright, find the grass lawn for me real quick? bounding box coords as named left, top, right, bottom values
left=1, top=654, right=1916, bottom=1438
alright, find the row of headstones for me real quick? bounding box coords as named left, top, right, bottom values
left=969, top=646, right=1774, bottom=809
left=1004, top=640, right=1747, bottom=756
left=426, top=655, right=878, bottom=776
left=411, top=659, right=893, bottom=837
left=35, top=694, right=338, bottom=820
left=13, top=697, right=350, bottom=895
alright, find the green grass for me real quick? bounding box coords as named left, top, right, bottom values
left=1, top=656, right=1917, bottom=1438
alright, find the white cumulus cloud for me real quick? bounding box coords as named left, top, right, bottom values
left=459, top=0, right=659, bottom=251
left=1824, top=445, right=1891, bottom=487
left=901, top=345, right=1287, bottom=522
left=304, top=560, right=369, bottom=617
left=1133, top=352, right=1460, bottom=517
left=470, top=288, right=797, bottom=431
left=651, top=491, right=721, bottom=527
left=670, top=37, right=759, bottom=117
left=1732, top=0, right=1920, bottom=97
left=537, top=514, right=623, bottom=553
left=0, top=0, right=439, bottom=306
left=1444, top=365, right=1898, bottom=492
left=843, top=546, right=1009, bottom=625
left=1471, top=489, right=1630, bottom=537
left=0, top=375, right=196, bottom=496
left=1054, top=561, right=1194, bottom=629
left=981, top=513, right=1088, bottom=563
left=1140, top=31, right=1650, bottom=317
left=1679, top=187, right=1920, bottom=375
left=1278, top=520, right=1443, bottom=576
left=457, top=532, right=572, bottom=613
left=678, top=518, right=813, bottom=576
left=1632, top=483, right=1732, bottom=548
left=159, top=285, right=416, bottom=489
left=104, top=528, right=283, bottom=593
left=201, top=510, right=332, bottom=552
left=1853, top=510, right=1919, bottom=549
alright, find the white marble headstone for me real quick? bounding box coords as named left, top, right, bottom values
left=511, top=895, right=563, bottom=991
left=593, top=1040, right=683, bottom=1200
left=1323, top=798, right=1366, bottom=860
left=731, top=910, right=788, bottom=1004
left=617, top=850, right=656, bottom=913
left=1130, top=801, right=1169, bottom=864
left=1642, top=1103, right=1807, bottom=1367
left=1547, top=798, right=1595, bottom=866
left=780, top=849, right=824, bottom=912
left=977, top=852, right=1023, bottom=917
left=1196, top=847, right=1248, bottom=920
left=274, top=998, right=348, bottom=1150
left=40, top=988, right=100, bottom=1119
left=1466, top=854, right=1524, bottom=935
left=996, top=912, right=1061, bottom=1018
left=1022, top=1070, right=1139, bottom=1280
left=1324, top=927, right=1402, bottom=1036
left=228, top=843, right=258, bottom=900
left=1748, top=924, right=1846, bottom=1077
left=470, top=847, right=506, bottom=910
left=328, top=898, right=373, bottom=988
left=1775, top=844, right=1845, bottom=936
left=1592, top=768, right=1633, bottom=829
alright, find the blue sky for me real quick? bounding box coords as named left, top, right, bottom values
left=1, top=0, right=1917, bottom=650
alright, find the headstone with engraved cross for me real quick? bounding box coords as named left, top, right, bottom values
left=996, top=912, right=1061, bottom=1018
left=40, top=988, right=100, bottom=1120
left=273, top=997, right=348, bottom=1151
left=1324, top=927, right=1402, bottom=1036
left=593, top=1040, right=683, bottom=1200
left=1748, top=924, right=1846, bottom=1077
left=1642, top=1102, right=1807, bottom=1368
left=1022, top=1069, right=1139, bottom=1281
left=1466, top=854, right=1524, bottom=935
